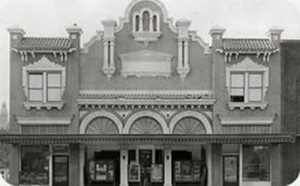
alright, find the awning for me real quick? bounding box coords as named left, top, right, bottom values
left=0, top=134, right=294, bottom=145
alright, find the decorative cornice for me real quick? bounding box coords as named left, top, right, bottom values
left=17, top=116, right=72, bottom=125
left=79, top=90, right=213, bottom=98
left=0, top=134, right=295, bottom=145
left=78, top=90, right=214, bottom=109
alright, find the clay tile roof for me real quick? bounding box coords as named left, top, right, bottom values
left=16, top=37, right=72, bottom=51
left=222, top=38, right=277, bottom=52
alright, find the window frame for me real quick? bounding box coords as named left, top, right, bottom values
left=229, top=72, right=264, bottom=103
left=226, top=57, right=269, bottom=110
left=22, top=56, right=66, bottom=110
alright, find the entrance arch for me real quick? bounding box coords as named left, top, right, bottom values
left=169, top=111, right=212, bottom=134
left=123, top=111, right=168, bottom=134
left=80, top=111, right=123, bottom=134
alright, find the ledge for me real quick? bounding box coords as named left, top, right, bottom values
left=17, top=116, right=72, bottom=125
left=0, top=134, right=295, bottom=145
left=132, top=31, right=162, bottom=42
left=220, top=116, right=274, bottom=125
left=228, top=102, right=268, bottom=110
left=24, top=101, right=64, bottom=110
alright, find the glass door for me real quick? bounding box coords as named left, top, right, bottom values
left=53, top=155, right=69, bottom=186
left=139, top=150, right=152, bottom=186
left=223, top=155, right=239, bottom=186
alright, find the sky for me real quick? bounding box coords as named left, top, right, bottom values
left=1, top=0, right=300, bottom=106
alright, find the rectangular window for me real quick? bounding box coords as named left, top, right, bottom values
left=230, top=73, right=245, bottom=102
left=249, top=73, right=263, bottom=102
left=20, top=145, right=49, bottom=185
left=242, top=145, right=270, bottom=181
left=28, top=73, right=43, bottom=101
left=47, top=73, right=62, bottom=101
left=28, top=72, right=62, bottom=102
left=230, top=72, right=263, bottom=103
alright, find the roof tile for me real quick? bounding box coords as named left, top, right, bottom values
left=222, top=38, right=277, bottom=52
left=16, top=37, right=72, bottom=51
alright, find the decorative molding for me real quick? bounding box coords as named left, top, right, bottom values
left=80, top=111, right=123, bottom=134
left=22, top=56, right=66, bottom=110
left=77, top=90, right=215, bottom=109
left=86, top=117, right=119, bottom=134
left=159, top=110, right=177, bottom=119
left=23, top=101, right=64, bottom=110
left=123, top=110, right=169, bottom=134
left=228, top=102, right=268, bottom=110
left=115, top=110, right=132, bottom=119
left=17, top=116, right=72, bottom=125
left=119, top=50, right=173, bottom=78
left=169, top=111, right=212, bottom=134
left=81, top=31, right=103, bottom=54
left=132, top=8, right=161, bottom=45
left=220, top=116, right=274, bottom=125
left=129, top=117, right=163, bottom=134
left=226, top=57, right=269, bottom=110
left=0, top=134, right=294, bottom=145
left=173, top=117, right=207, bottom=134
left=189, top=31, right=211, bottom=54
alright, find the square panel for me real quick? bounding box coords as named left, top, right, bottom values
left=230, top=73, right=244, bottom=87
left=47, top=73, right=61, bottom=87
left=29, top=89, right=43, bottom=101
left=28, top=73, right=43, bottom=88
left=249, top=73, right=263, bottom=87
left=249, top=88, right=262, bottom=102
left=47, top=88, right=61, bottom=101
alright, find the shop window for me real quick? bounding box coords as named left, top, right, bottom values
left=23, top=56, right=66, bottom=110
left=242, top=145, right=270, bottom=181
left=226, top=57, right=269, bottom=110
left=20, top=145, right=49, bottom=185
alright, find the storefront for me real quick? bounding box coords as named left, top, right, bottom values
left=0, top=134, right=293, bottom=186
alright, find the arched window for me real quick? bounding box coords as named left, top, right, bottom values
left=143, top=11, right=150, bottom=31
left=153, top=15, right=157, bottom=32
left=135, top=15, right=140, bottom=32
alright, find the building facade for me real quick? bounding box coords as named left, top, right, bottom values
left=1, top=0, right=294, bottom=186
left=281, top=40, right=300, bottom=185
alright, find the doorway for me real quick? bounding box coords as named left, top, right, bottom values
left=223, top=155, right=239, bottom=186
left=53, top=155, right=69, bottom=186
left=139, top=150, right=152, bottom=186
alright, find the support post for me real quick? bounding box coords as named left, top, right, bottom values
left=164, top=148, right=172, bottom=186
left=120, top=149, right=128, bottom=186
left=79, top=145, right=85, bottom=186
left=211, top=144, right=222, bottom=186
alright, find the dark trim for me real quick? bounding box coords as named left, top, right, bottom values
left=0, top=134, right=295, bottom=145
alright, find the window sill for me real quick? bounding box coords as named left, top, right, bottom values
left=24, top=101, right=64, bottom=110
left=132, top=31, right=162, bottom=42
left=228, top=102, right=267, bottom=110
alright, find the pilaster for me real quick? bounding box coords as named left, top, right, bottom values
left=164, top=148, right=172, bottom=186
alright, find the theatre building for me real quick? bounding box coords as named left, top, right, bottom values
left=1, top=0, right=294, bottom=186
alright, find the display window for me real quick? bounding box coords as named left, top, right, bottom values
left=20, top=145, right=49, bottom=185
left=242, top=145, right=270, bottom=181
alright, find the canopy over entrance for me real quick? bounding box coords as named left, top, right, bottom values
left=0, top=134, right=294, bottom=145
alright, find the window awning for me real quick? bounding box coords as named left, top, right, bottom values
left=0, top=134, right=294, bottom=145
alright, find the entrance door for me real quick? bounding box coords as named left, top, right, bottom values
left=223, top=155, right=239, bottom=186
left=139, top=150, right=152, bottom=186
left=53, top=155, right=69, bottom=186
